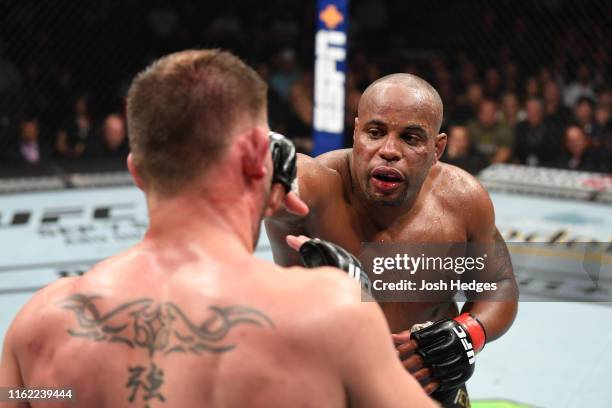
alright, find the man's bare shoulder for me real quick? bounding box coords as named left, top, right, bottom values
left=6, top=275, right=80, bottom=345
left=297, top=150, right=346, bottom=180
left=272, top=265, right=384, bottom=349
left=8, top=247, right=145, bottom=339
left=432, top=162, right=492, bottom=207
left=313, top=149, right=352, bottom=173
left=296, top=151, right=347, bottom=206
left=432, top=163, right=496, bottom=237
left=278, top=265, right=361, bottom=302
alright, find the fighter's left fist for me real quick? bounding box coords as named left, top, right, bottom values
left=411, top=313, right=486, bottom=392
left=269, top=131, right=297, bottom=192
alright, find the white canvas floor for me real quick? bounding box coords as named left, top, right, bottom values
left=0, top=187, right=610, bottom=407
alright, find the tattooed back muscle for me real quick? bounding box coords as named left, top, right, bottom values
left=5, top=247, right=353, bottom=408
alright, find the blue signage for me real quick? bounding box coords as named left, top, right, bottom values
left=312, top=0, right=349, bottom=156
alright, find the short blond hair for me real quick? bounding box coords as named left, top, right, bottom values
left=126, top=49, right=267, bottom=194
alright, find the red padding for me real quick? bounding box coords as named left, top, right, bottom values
left=454, top=313, right=486, bottom=352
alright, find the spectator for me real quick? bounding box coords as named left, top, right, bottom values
left=288, top=71, right=314, bottom=153
left=538, top=67, right=553, bottom=87
left=524, top=76, right=540, bottom=99
left=543, top=80, right=571, bottom=128
left=500, top=92, right=524, bottom=130
left=432, top=60, right=454, bottom=115
left=269, top=48, right=300, bottom=101
left=344, top=72, right=362, bottom=148
left=484, top=67, right=503, bottom=99
left=502, top=61, right=520, bottom=94
left=592, top=105, right=611, bottom=147
left=257, top=63, right=289, bottom=136
left=0, top=39, right=23, bottom=154
left=600, top=110, right=612, bottom=165
left=0, top=39, right=22, bottom=94
left=441, top=125, right=487, bottom=174
left=364, top=62, right=381, bottom=88
left=513, top=98, right=560, bottom=166
left=595, top=104, right=611, bottom=130
left=597, top=89, right=612, bottom=111
left=454, top=82, right=484, bottom=123
left=12, top=116, right=51, bottom=165
left=468, top=99, right=513, bottom=163
left=592, top=45, right=610, bottom=86
left=564, top=63, right=596, bottom=108
left=55, top=94, right=95, bottom=159
left=573, top=97, right=597, bottom=139
left=556, top=125, right=608, bottom=172
left=458, top=62, right=478, bottom=93
left=88, top=114, right=129, bottom=161
left=289, top=71, right=313, bottom=131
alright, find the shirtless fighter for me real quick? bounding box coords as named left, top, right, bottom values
left=266, top=73, right=519, bottom=407
left=0, top=51, right=436, bottom=407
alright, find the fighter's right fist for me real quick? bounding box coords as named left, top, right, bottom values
left=299, top=238, right=372, bottom=295
left=269, top=131, right=297, bottom=193
left=410, top=314, right=486, bottom=392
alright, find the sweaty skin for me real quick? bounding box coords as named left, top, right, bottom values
left=265, top=74, right=518, bottom=384
left=0, top=128, right=436, bottom=408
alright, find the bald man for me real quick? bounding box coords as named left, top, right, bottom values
left=266, top=74, right=518, bottom=407
left=0, top=53, right=437, bottom=408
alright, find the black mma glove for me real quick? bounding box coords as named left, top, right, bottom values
left=410, top=313, right=487, bottom=393
left=299, top=238, right=372, bottom=295
left=269, top=131, right=297, bottom=192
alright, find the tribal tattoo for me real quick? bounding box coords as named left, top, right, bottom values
left=59, top=294, right=275, bottom=407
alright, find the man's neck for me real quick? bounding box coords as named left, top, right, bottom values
left=144, top=191, right=256, bottom=255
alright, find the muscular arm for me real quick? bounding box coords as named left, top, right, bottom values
left=0, top=278, right=76, bottom=403
left=461, top=182, right=518, bottom=342
left=321, top=272, right=437, bottom=408
left=265, top=153, right=335, bottom=266
left=0, top=326, right=22, bottom=403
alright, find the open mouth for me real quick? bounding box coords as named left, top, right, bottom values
left=371, top=167, right=405, bottom=183
left=370, top=167, right=405, bottom=193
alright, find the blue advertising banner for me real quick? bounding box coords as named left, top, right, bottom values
left=312, top=0, right=349, bottom=156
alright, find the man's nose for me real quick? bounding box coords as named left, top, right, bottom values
left=378, top=135, right=401, bottom=162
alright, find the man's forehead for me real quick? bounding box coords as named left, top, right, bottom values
left=359, top=84, right=439, bottom=129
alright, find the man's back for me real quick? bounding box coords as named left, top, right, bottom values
left=5, top=245, right=353, bottom=407
left=3, top=242, right=436, bottom=408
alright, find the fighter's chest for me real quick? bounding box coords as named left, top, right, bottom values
left=305, top=200, right=466, bottom=255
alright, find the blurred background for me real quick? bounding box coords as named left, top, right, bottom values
left=0, top=0, right=610, bottom=175
left=0, top=1, right=611, bottom=407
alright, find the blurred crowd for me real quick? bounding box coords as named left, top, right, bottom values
left=0, top=0, right=610, bottom=174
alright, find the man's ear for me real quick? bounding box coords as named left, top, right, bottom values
left=353, top=117, right=359, bottom=142
left=242, top=126, right=269, bottom=182
left=433, top=133, right=448, bottom=163
left=127, top=153, right=145, bottom=190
